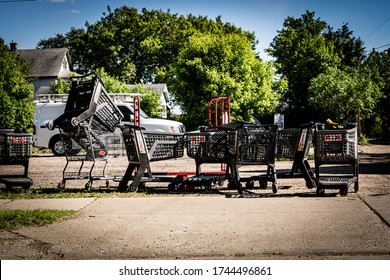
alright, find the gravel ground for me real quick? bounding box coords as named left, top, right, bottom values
left=0, top=144, right=389, bottom=195
left=0, top=144, right=389, bottom=260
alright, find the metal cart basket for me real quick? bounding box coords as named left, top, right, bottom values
left=275, top=123, right=316, bottom=189
left=235, top=123, right=278, bottom=193
left=0, top=129, right=33, bottom=189
left=186, top=128, right=237, bottom=173
left=57, top=126, right=123, bottom=190
left=314, top=123, right=358, bottom=196
left=49, top=73, right=124, bottom=190
left=184, top=127, right=237, bottom=191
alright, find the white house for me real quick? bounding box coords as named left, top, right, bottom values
left=15, top=47, right=72, bottom=96
left=128, top=83, right=172, bottom=119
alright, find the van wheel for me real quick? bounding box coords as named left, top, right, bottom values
left=50, top=135, right=80, bottom=156
left=49, top=135, right=66, bottom=156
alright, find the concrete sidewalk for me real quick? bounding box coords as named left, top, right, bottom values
left=1, top=195, right=389, bottom=226
left=0, top=198, right=95, bottom=211
left=1, top=194, right=389, bottom=260
left=359, top=195, right=390, bottom=226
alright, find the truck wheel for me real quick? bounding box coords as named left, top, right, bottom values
left=49, top=135, right=66, bottom=156
left=50, top=135, right=80, bottom=156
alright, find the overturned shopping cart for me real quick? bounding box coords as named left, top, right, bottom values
left=48, top=73, right=124, bottom=190
left=275, top=122, right=317, bottom=189
left=118, top=125, right=185, bottom=192
left=313, top=123, right=359, bottom=196
left=0, top=128, right=33, bottom=190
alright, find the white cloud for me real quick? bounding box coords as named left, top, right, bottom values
left=70, top=9, right=80, bottom=14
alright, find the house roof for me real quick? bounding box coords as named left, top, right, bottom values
left=128, top=83, right=170, bottom=101
left=16, top=48, right=72, bottom=79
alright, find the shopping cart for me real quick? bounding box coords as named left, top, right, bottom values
left=275, top=123, right=317, bottom=189
left=118, top=125, right=185, bottom=192
left=185, top=124, right=238, bottom=191
left=48, top=73, right=124, bottom=190
left=313, top=123, right=358, bottom=196
left=234, top=123, right=279, bottom=194
left=0, top=128, right=33, bottom=190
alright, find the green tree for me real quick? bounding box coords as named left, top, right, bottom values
left=308, top=66, right=381, bottom=132
left=49, top=78, right=71, bottom=95
left=37, top=6, right=256, bottom=85
left=325, top=23, right=365, bottom=68
left=0, top=38, right=34, bottom=128
left=166, top=33, right=282, bottom=130
left=267, top=11, right=365, bottom=126
left=267, top=11, right=340, bottom=125
left=365, top=48, right=390, bottom=139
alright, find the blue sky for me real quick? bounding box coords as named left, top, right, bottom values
left=0, top=0, right=389, bottom=60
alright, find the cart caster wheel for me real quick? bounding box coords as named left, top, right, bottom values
left=339, top=187, right=348, bottom=197
left=237, top=183, right=243, bottom=195
left=129, top=184, right=138, bottom=192
left=71, top=117, right=79, bottom=126
left=316, top=188, right=325, bottom=197
left=205, top=184, right=212, bottom=192
left=246, top=180, right=254, bottom=189
left=218, top=180, right=224, bottom=187
left=85, top=181, right=92, bottom=191
left=57, top=181, right=65, bottom=190
left=259, top=180, right=267, bottom=189
left=105, top=180, right=110, bottom=188
left=168, top=183, right=176, bottom=191
left=177, top=183, right=185, bottom=191
left=354, top=181, right=359, bottom=193
left=272, top=183, right=278, bottom=194
left=117, top=183, right=127, bottom=192
left=227, top=182, right=235, bottom=190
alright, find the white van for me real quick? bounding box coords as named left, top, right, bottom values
left=33, top=100, right=185, bottom=156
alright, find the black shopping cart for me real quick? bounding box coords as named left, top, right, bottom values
left=118, top=125, right=185, bottom=192
left=314, top=123, right=358, bottom=196
left=48, top=73, right=124, bottom=190
left=234, top=123, right=279, bottom=194
left=0, top=128, right=33, bottom=190
left=275, top=123, right=317, bottom=189
left=185, top=125, right=238, bottom=191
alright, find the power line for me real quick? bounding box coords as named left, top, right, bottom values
left=375, top=43, right=390, bottom=50
left=364, top=16, right=390, bottom=40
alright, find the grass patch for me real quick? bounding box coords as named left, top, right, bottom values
left=0, top=209, right=78, bottom=230
left=0, top=187, right=192, bottom=199
left=32, top=147, right=52, bottom=154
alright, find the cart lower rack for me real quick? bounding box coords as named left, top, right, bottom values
left=314, top=123, right=358, bottom=196
left=57, top=125, right=124, bottom=190
left=0, top=129, right=33, bottom=190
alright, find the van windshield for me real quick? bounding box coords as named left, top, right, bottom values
left=138, top=107, right=149, bottom=118
left=118, top=105, right=149, bottom=122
